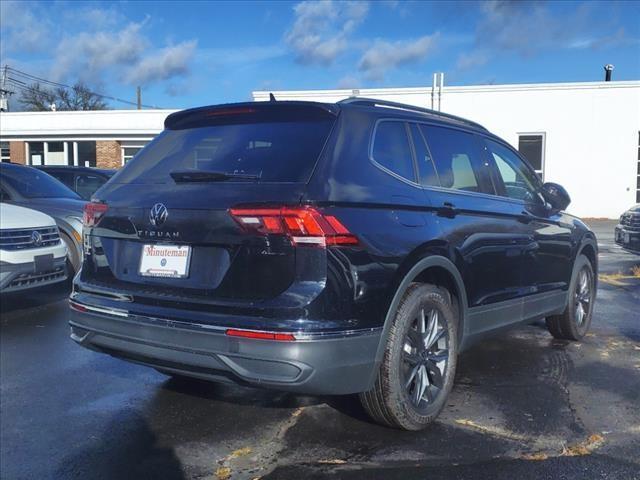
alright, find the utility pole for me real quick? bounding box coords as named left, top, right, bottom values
left=0, top=65, right=15, bottom=112
left=136, top=86, right=141, bottom=110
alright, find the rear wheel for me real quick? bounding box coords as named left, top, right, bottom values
left=360, top=283, right=458, bottom=430
left=546, top=254, right=595, bottom=341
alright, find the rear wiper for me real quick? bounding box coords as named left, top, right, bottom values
left=170, top=169, right=261, bottom=183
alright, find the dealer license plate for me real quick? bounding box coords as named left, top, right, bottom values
left=139, top=244, right=191, bottom=278
left=623, top=233, right=630, bottom=244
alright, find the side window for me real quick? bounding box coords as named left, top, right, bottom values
left=50, top=171, right=75, bottom=188
left=484, top=139, right=541, bottom=203
left=409, top=124, right=439, bottom=187
left=371, top=121, right=416, bottom=182
left=420, top=125, right=487, bottom=193
left=75, top=174, right=105, bottom=200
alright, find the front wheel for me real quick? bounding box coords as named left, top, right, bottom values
left=546, top=254, right=595, bottom=341
left=60, top=231, right=80, bottom=279
left=360, top=283, right=458, bottom=430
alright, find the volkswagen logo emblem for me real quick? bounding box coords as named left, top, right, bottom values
left=31, top=230, right=43, bottom=246
left=149, top=203, right=168, bottom=227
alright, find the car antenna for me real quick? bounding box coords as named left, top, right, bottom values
left=269, top=93, right=276, bottom=102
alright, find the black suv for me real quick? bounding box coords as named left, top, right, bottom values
left=615, top=204, right=640, bottom=254
left=70, top=99, right=598, bottom=430
left=36, top=166, right=115, bottom=200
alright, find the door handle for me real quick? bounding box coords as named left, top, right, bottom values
left=518, top=211, right=533, bottom=224
left=438, top=202, right=458, bottom=218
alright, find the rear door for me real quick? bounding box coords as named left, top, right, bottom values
left=84, top=103, right=338, bottom=306
left=415, top=124, right=535, bottom=310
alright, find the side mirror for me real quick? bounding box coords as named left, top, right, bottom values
left=541, top=182, right=571, bottom=212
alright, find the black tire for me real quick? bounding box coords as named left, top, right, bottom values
left=360, top=283, right=458, bottom=430
left=546, top=254, right=595, bottom=341
left=60, top=231, right=80, bottom=278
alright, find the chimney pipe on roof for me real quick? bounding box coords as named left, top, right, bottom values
left=604, top=64, right=614, bottom=82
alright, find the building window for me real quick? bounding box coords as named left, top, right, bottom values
left=46, top=141, right=66, bottom=165
left=120, top=141, right=149, bottom=165
left=122, top=147, right=142, bottom=164
left=518, top=133, right=545, bottom=179
left=0, top=142, right=9, bottom=163
left=28, top=142, right=44, bottom=165
left=77, top=141, right=97, bottom=167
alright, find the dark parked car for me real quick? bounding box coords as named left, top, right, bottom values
left=615, top=204, right=640, bottom=254
left=0, top=163, right=86, bottom=275
left=36, top=166, right=115, bottom=200
left=70, top=99, right=598, bottom=430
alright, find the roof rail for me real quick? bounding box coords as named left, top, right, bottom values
left=337, top=97, right=487, bottom=131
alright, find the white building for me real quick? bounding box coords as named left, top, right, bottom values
left=1, top=80, right=638, bottom=218
left=254, top=80, right=640, bottom=219
left=0, top=109, right=176, bottom=169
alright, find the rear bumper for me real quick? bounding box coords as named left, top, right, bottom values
left=614, top=225, right=640, bottom=253
left=69, top=300, right=381, bottom=395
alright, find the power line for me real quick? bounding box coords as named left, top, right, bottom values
left=5, top=66, right=162, bottom=109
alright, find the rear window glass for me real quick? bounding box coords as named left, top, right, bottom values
left=113, top=119, right=334, bottom=184
left=0, top=166, right=80, bottom=199
left=371, top=121, right=415, bottom=182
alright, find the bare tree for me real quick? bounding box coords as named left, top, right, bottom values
left=18, top=83, right=56, bottom=111
left=19, top=82, right=108, bottom=111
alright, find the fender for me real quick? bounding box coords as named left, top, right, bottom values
left=576, top=232, right=599, bottom=295
left=367, top=255, right=468, bottom=388
left=577, top=234, right=598, bottom=269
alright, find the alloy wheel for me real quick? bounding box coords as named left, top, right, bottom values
left=574, top=267, right=592, bottom=326
left=402, top=307, right=449, bottom=411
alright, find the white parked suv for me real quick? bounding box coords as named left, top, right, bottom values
left=0, top=203, right=68, bottom=293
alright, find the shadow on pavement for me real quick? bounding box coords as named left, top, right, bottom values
left=161, top=375, right=324, bottom=409
left=55, top=410, right=185, bottom=480
left=0, top=282, right=71, bottom=315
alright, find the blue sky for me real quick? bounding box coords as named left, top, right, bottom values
left=1, top=0, right=639, bottom=109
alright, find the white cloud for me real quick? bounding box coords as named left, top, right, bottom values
left=475, top=0, right=634, bottom=56
left=285, top=0, right=369, bottom=64
left=1, top=2, right=198, bottom=93
left=0, top=0, right=50, bottom=54
left=126, top=41, right=197, bottom=85
left=336, top=75, right=360, bottom=89
left=51, top=22, right=148, bottom=82
left=69, top=6, right=125, bottom=29
left=358, top=34, right=439, bottom=80
left=456, top=51, right=489, bottom=70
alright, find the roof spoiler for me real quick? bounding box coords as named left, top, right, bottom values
left=165, top=101, right=338, bottom=130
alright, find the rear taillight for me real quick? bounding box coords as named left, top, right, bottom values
left=226, top=329, right=296, bottom=341
left=229, top=206, right=358, bottom=247
left=83, top=202, right=108, bottom=227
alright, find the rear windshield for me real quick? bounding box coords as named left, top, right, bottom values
left=113, top=118, right=335, bottom=184
left=0, top=166, right=80, bottom=199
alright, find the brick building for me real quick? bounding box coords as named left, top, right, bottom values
left=0, top=109, right=176, bottom=168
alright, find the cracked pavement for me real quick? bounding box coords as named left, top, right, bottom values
left=1, top=220, right=638, bottom=479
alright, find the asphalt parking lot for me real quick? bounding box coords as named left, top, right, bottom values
left=1, top=220, right=638, bottom=480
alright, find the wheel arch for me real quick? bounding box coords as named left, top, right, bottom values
left=369, top=255, right=468, bottom=388
left=576, top=233, right=598, bottom=295
left=577, top=234, right=598, bottom=274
